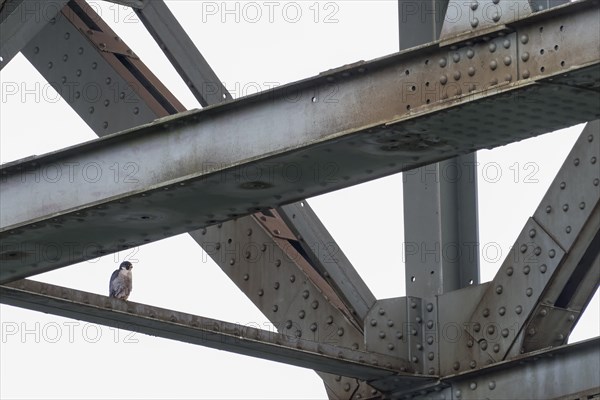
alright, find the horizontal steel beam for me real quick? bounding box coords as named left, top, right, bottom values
left=0, top=279, right=429, bottom=383
left=440, top=338, right=600, bottom=400
left=1, top=0, right=599, bottom=283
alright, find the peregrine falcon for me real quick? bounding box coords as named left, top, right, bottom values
left=109, top=261, right=133, bottom=300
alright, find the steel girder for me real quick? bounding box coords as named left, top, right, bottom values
left=1, top=0, right=599, bottom=284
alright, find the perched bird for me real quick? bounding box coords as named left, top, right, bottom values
left=109, top=261, right=133, bottom=300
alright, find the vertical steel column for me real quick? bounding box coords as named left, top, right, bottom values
left=399, top=0, right=480, bottom=297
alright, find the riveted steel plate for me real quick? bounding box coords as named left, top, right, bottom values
left=21, top=14, right=159, bottom=135
left=440, top=0, right=532, bottom=44
left=436, top=283, right=490, bottom=375
left=533, top=122, right=600, bottom=252
left=365, top=298, right=412, bottom=366
left=467, top=218, right=565, bottom=363
left=521, top=305, right=581, bottom=352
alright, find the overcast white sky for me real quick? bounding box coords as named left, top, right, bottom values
left=1, top=1, right=598, bottom=399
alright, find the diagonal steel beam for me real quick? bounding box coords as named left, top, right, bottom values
left=1, top=0, right=598, bottom=284
left=0, top=279, right=426, bottom=382
left=0, top=0, right=68, bottom=69
left=446, top=122, right=600, bottom=371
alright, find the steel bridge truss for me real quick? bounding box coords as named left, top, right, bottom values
left=0, top=0, right=599, bottom=398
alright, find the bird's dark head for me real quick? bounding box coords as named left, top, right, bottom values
left=120, top=261, right=133, bottom=271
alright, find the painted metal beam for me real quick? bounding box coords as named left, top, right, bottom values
left=0, top=279, right=427, bottom=383
left=134, top=1, right=232, bottom=107
left=0, top=0, right=68, bottom=69
left=1, top=0, right=599, bottom=283
left=277, top=202, right=377, bottom=323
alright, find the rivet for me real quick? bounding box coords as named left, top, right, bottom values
left=33, top=46, right=40, bottom=54
left=505, top=73, right=512, bottom=82
left=427, top=335, right=434, bottom=345
left=243, top=274, right=249, bottom=281
left=302, top=290, right=309, bottom=299
left=417, top=344, right=423, bottom=351
left=467, top=49, right=475, bottom=58
left=558, top=333, right=565, bottom=341
left=574, top=158, right=580, bottom=166
left=289, top=274, right=296, bottom=282
left=427, top=320, right=434, bottom=329
left=411, top=328, right=418, bottom=336
left=77, top=47, right=84, bottom=55
left=594, top=179, right=599, bottom=186
left=272, top=305, right=278, bottom=312
left=416, top=316, right=422, bottom=324
left=521, top=34, right=529, bottom=44
left=454, top=71, right=461, bottom=80
left=411, top=301, right=417, bottom=309
left=62, top=54, right=68, bottom=62
left=229, top=258, right=235, bottom=266
left=496, top=285, right=503, bottom=294
left=568, top=314, right=575, bottom=322
left=378, top=331, right=386, bottom=339
left=534, top=247, right=542, bottom=256
left=215, top=243, right=221, bottom=250
left=275, top=259, right=281, bottom=267
left=428, top=352, right=435, bottom=361
left=76, top=69, right=82, bottom=76
left=298, top=310, right=305, bottom=319
left=529, top=229, right=536, bottom=238
left=545, top=205, right=552, bottom=213
left=549, top=249, right=556, bottom=258
left=326, top=316, right=333, bottom=325
left=453, top=362, right=460, bottom=370
left=499, top=307, right=506, bottom=316
left=480, top=340, right=488, bottom=350
left=244, top=251, right=251, bottom=259
left=528, top=327, right=536, bottom=336
left=520, top=244, right=528, bottom=253
left=310, top=323, right=317, bottom=332
left=563, top=204, right=569, bottom=212
left=274, top=282, right=280, bottom=290
left=311, top=300, right=319, bottom=309
left=521, top=52, right=530, bottom=62
left=439, top=58, right=447, bottom=68
left=48, top=61, right=53, bottom=69
left=467, top=339, right=474, bottom=348
left=503, top=39, right=511, bottom=49
left=469, top=361, right=476, bottom=369
left=285, top=320, right=293, bottom=329
left=440, top=75, right=448, bottom=85
left=388, top=343, right=395, bottom=351
left=483, top=308, right=490, bottom=318
left=412, top=356, right=419, bottom=363
left=470, top=1, right=478, bottom=10
left=489, top=381, right=496, bottom=390
left=501, top=328, right=509, bottom=337
left=335, top=375, right=342, bottom=382
left=526, top=288, right=533, bottom=297
left=246, top=228, right=252, bottom=236
left=426, top=303, right=434, bottom=312
left=471, top=18, right=479, bottom=28
left=378, top=308, right=385, bottom=315
left=489, top=43, right=497, bottom=53
left=337, top=328, right=344, bottom=336
left=468, top=66, right=476, bottom=76
left=396, top=331, right=403, bottom=339
left=133, top=107, right=139, bottom=115
left=524, top=67, right=531, bottom=77
left=387, top=319, right=394, bottom=327
left=487, top=326, right=495, bottom=335
left=474, top=322, right=481, bottom=332
left=579, top=202, right=586, bottom=210
left=506, top=267, right=513, bottom=276
left=493, top=344, right=500, bottom=353
left=490, top=60, right=498, bottom=70
left=89, top=106, right=94, bottom=114
left=344, top=383, right=351, bottom=392
left=258, top=289, right=264, bottom=296
left=523, top=265, right=530, bottom=274
left=370, top=319, right=377, bottom=327
left=456, top=389, right=462, bottom=398
left=492, top=12, right=500, bottom=22
left=261, top=244, right=267, bottom=252
left=516, top=305, right=523, bottom=314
